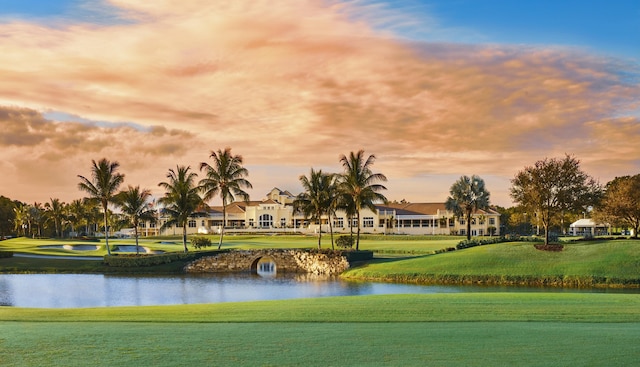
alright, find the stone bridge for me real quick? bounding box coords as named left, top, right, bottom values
left=184, top=249, right=353, bottom=275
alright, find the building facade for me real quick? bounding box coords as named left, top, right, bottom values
left=147, top=188, right=501, bottom=237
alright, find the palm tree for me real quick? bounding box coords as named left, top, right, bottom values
left=199, top=148, right=252, bottom=249
left=293, top=169, right=337, bottom=249
left=77, top=158, right=125, bottom=255
left=338, top=150, right=388, bottom=250
left=44, top=198, right=65, bottom=238
left=29, top=203, right=45, bottom=238
left=445, top=175, right=491, bottom=241
left=13, top=203, right=28, bottom=237
left=67, top=199, right=86, bottom=238
left=158, top=165, right=203, bottom=252
left=116, top=186, right=156, bottom=255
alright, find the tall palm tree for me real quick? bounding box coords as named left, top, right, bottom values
left=158, top=165, right=202, bottom=252
left=13, top=203, right=29, bottom=237
left=67, top=199, right=86, bottom=238
left=116, top=186, right=157, bottom=255
left=29, top=202, right=45, bottom=238
left=77, top=158, right=125, bottom=255
left=338, top=150, right=388, bottom=250
left=445, top=175, right=491, bottom=241
left=293, top=169, right=337, bottom=249
left=199, top=148, right=252, bottom=249
left=44, top=198, right=65, bottom=238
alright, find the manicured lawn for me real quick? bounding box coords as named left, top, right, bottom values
left=343, top=240, right=640, bottom=286
left=1, top=294, right=639, bottom=367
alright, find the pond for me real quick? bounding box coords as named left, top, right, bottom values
left=0, top=273, right=636, bottom=308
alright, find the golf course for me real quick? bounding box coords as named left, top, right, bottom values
left=1, top=235, right=639, bottom=366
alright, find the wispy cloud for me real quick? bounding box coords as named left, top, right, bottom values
left=0, top=0, right=638, bottom=205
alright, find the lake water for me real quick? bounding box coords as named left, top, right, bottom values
left=0, top=273, right=636, bottom=308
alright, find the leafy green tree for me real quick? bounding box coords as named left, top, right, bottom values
left=44, top=198, right=66, bottom=238
left=0, top=196, right=16, bottom=238
left=294, top=169, right=337, bottom=249
left=510, top=155, right=602, bottom=245
left=199, top=148, right=252, bottom=249
left=338, top=150, right=388, bottom=250
left=116, top=186, right=157, bottom=255
left=595, top=174, right=640, bottom=238
left=158, top=165, right=203, bottom=252
left=77, top=158, right=125, bottom=255
left=445, top=175, right=491, bottom=241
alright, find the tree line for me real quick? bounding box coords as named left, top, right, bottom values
left=1, top=152, right=638, bottom=250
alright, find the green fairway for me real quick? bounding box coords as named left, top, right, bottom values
left=343, top=240, right=640, bottom=287
left=1, top=294, right=639, bottom=367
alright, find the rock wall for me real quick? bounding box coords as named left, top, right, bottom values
left=184, top=249, right=350, bottom=275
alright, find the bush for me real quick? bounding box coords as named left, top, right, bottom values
left=0, top=251, right=13, bottom=258
left=103, top=250, right=223, bottom=267
left=336, top=235, right=354, bottom=249
left=191, top=236, right=212, bottom=250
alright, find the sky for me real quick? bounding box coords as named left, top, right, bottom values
left=0, top=0, right=638, bottom=207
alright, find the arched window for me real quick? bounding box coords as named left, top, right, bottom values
left=259, top=214, right=273, bottom=228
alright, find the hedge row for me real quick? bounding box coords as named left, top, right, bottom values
left=366, top=273, right=640, bottom=288
left=0, top=251, right=13, bottom=258
left=103, top=250, right=223, bottom=267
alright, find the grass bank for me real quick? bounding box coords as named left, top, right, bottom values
left=1, top=294, right=639, bottom=366
left=343, top=240, right=640, bottom=287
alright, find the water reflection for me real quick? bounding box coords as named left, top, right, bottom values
left=256, top=257, right=277, bottom=278
left=0, top=273, right=637, bottom=308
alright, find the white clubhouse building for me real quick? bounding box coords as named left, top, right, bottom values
left=138, top=188, right=501, bottom=237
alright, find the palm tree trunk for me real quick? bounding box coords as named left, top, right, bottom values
left=317, top=216, right=322, bottom=250
left=329, top=212, right=335, bottom=250
left=135, top=225, right=140, bottom=255
left=183, top=223, right=188, bottom=252
left=218, top=205, right=225, bottom=250
left=356, top=210, right=361, bottom=251
left=103, top=208, right=111, bottom=255
left=466, top=210, right=472, bottom=241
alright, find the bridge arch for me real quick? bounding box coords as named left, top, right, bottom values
left=185, top=249, right=352, bottom=275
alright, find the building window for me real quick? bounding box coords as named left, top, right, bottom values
left=334, top=218, right=344, bottom=228
left=150, top=222, right=156, bottom=228
left=140, top=222, right=146, bottom=228
left=280, top=217, right=286, bottom=227
left=188, top=220, right=197, bottom=228
left=363, top=217, right=374, bottom=228
left=459, top=219, right=465, bottom=225
left=259, top=214, right=273, bottom=228
left=249, top=219, right=254, bottom=227
left=489, top=218, right=496, bottom=226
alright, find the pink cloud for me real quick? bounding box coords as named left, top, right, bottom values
left=0, top=0, right=638, bottom=206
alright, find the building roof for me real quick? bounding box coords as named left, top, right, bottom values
left=377, top=202, right=500, bottom=216
left=570, top=218, right=608, bottom=227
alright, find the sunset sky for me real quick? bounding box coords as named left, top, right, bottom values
left=1, top=0, right=638, bottom=207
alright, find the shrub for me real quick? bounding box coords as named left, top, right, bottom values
left=336, top=235, right=354, bottom=249
left=103, top=250, right=222, bottom=267
left=0, top=251, right=13, bottom=258
left=191, top=236, right=212, bottom=250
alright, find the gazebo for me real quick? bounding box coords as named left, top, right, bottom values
left=569, top=218, right=609, bottom=237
